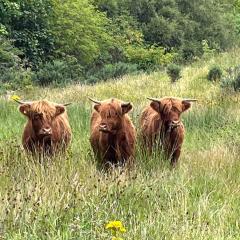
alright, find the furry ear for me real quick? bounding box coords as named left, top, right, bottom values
left=94, top=104, right=101, bottom=112
left=19, top=104, right=31, bottom=117
left=121, top=102, right=132, bottom=114
left=55, top=105, right=65, bottom=116
left=150, top=101, right=161, bottom=113
left=182, top=100, right=191, bottom=112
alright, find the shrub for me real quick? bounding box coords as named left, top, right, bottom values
left=32, top=58, right=83, bottom=86
left=167, top=64, right=181, bottom=83
left=86, top=62, right=138, bottom=83
left=125, top=45, right=175, bottom=71
left=207, top=66, right=222, bottom=82
left=0, top=67, right=33, bottom=91
left=221, top=65, right=240, bottom=92
left=0, top=37, right=33, bottom=90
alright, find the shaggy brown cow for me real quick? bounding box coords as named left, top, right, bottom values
left=15, top=99, right=72, bottom=155
left=140, top=97, right=196, bottom=167
left=89, top=98, right=136, bottom=168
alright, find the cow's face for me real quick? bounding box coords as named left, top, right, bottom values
left=19, top=103, right=65, bottom=139
left=92, top=99, right=132, bottom=134
left=150, top=98, right=192, bottom=123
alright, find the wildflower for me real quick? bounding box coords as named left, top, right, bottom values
left=11, top=95, right=21, bottom=101
left=106, top=221, right=126, bottom=233
left=106, top=220, right=127, bottom=239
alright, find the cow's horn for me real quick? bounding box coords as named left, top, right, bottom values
left=88, top=97, right=101, bottom=104
left=121, top=102, right=130, bottom=107
left=147, top=97, right=160, bottom=102
left=184, top=99, right=197, bottom=102
left=13, top=99, right=27, bottom=105
left=63, top=103, right=72, bottom=106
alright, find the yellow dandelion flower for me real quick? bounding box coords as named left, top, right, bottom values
left=120, top=227, right=126, bottom=233
left=105, top=220, right=126, bottom=232
left=11, top=95, right=21, bottom=101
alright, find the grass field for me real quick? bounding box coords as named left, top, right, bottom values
left=0, top=50, right=240, bottom=239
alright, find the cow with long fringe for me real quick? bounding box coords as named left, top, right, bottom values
left=89, top=98, right=136, bottom=168
left=140, top=97, right=196, bottom=167
left=15, top=99, right=72, bottom=155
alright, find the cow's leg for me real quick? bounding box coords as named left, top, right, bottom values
left=170, top=148, right=181, bottom=168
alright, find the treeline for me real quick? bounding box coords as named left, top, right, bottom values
left=0, top=0, right=239, bottom=89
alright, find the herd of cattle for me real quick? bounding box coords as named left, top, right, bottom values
left=14, top=97, right=196, bottom=168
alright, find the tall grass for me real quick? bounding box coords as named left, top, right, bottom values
left=0, top=49, right=240, bottom=239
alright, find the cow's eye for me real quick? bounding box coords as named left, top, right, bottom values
left=33, top=113, right=42, bottom=120
left=172, top=107, right=180, bottom=113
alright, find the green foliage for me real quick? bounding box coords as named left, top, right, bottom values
left=0, top=0, right=239, bottom=87
left=0, top=37, right=33, bottom=90
left=167, top=63, right=181, bottom=82
left=207, top=66, right=222, bottom=82
left=0, top=37, right=21, bottom=67
left=32, top=58, right=83, bottom=86
left=50, top=0, right=113, bottom=66
left=221, top=65, right=240, bottom=91
left=1, top=0, right=54, bottom=66
left=125, top=45, right=175, bottom=70
left=86, top=62, right=138, bottom=83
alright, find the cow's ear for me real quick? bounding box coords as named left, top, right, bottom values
left=182, top=100, right=191, bottom=112
left=19, top=104, right=31, bottom=117
left=121, top=102, right=132, bottom=114
left=150, top=101, right=161, bottom=113
left=55, top=105, right=65, bottom=116
left=94, top=104, right=101, bottom=112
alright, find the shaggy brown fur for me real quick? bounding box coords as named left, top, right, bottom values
left=19, top=100, right=71, bottom=155
left=140, top=97, right=192, bottom=167
left=90, top=98, right=136, bottom=168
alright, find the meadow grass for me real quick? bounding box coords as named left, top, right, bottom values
left=0, top=50, right=240, bottom=239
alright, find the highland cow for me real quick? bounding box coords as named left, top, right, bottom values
left=89, top=98, right=136, bottom=168
left=15, top=99, right=72, bottom=155
left=140, top=97, right=196, bottom=167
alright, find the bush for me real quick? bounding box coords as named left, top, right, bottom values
left=32, top=58, right=83, bottom=86
left=167, top=64, right=181, bottom=83
left=125, top=45, right=175, bottom=71
left=221, top=66, right=240, bottom=92
left=207, top=66, right=222, bottom=82
left=0, top=37, right=33, bottom=90
left=86, top=62, right=138, bottom=83
left=0, top=67, right=33, bottom=90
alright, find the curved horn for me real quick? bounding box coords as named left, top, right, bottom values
left=13, top=99, right=27, bottom=105
left=184, top=99, right=197, bottom=102
left=147, top=97, right=160, bottom=102
left=63, top=103, right=72, bottom=106
left=88, top=97, right=101, bottom=105
left=121, top=102, right=130, bottom=106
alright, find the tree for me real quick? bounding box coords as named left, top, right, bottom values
left=50, top=0, right=113, bottom=66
